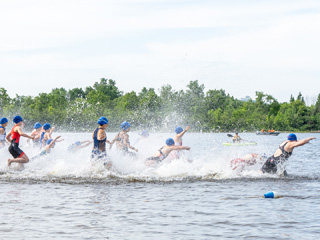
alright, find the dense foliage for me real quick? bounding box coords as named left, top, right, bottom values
left=1, top=79, right=320, bottom=132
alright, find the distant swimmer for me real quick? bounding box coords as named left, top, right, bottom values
left=260, top=133, right=316, bottom=175
left=40, top=123, right=55, bottom=148
left=145, top=138, right=190, bottom=167
left=91, top=117, right=111, bottom=167
left=231, top=153, right=266, bottom=171
left=28, top=122, right=42, bottom=147
left=0, top=117, right=8, bottom=148
left=32, top=136, right=62, bottom=159
left=110, top=121, right=138, bottom=157
left=232, top=132, right=242, bottom=143
left=6, top=116, right=35, bottom=166
left=68, top=140, right=92, bottom=152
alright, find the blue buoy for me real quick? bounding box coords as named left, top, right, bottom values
left=264, top=191, right=280, bottom=198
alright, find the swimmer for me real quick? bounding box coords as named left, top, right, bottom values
left=232, top=132, right=242, bottom=143
left=260, top=133, right=316, bottom=175
left=68, top=140, right=92, bottom=152
left=110, top=121, right=138, bottom=157
left=28, top=122, right=42, bottom=147
left=145, top=138, right=190, bottom=167
left=91, top=117, right=111, bottom=167
left=40, top=123, right=55, bottom=147
left=0, top=117, right=8, bottom=148
left=174, top=126, right=189, bottom=146
left=231, top=153, right=265, bottom=171
left=32, top=136, right=62, bottom=159
left=6, top=116, right=35, bottom=166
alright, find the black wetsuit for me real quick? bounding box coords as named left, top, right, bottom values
left=261, top=142, right=292, bottom=174
left=146, top=147, right=168, bottom=163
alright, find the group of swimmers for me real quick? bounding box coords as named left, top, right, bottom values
left=0, top=115, right=316, bottom=175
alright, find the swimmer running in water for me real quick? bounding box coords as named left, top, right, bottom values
left=91, top=117, right=111, bottom=167
left=231, top=153, right=265, bottom=171
left=145, top=138, right=190, bottom=167
left=6, top=116, right=35, bottom=166
left=0, top=117, right=8, bottom=148
left=68, top=140, right=92, bottom=152
left=260, top=133, right=316, bottom=175
left=32, top=136, right=62, bottom=159
left=40, top=123, right=55, bottom=148
left=110, top=121, right=138, bottom=157
left=28, top=122, right=42, bottom=147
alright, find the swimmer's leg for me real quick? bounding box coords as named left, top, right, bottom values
left=8, top=154, right=29, bottom=166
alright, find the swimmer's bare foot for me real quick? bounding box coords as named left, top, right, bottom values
left=8, top=159, right=13, bottom=167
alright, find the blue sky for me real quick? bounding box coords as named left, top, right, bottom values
left=0, top=0, right=319, bottom=103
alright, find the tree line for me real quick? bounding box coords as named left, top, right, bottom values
left=1, top=78, right=320, bottom=132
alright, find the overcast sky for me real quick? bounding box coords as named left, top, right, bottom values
left=1, top=0, right=319, bottom=103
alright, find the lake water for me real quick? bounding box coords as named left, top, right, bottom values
left=0, top=132, right=319, bottom=239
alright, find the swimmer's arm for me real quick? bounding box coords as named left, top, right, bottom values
left=17, top=127, right=34, bottom=139
left=123, top=135, right=138, bottom=152
left=109, top=134, right=119, bottom=149
left=49, top=136, right=61, bottom=147
left=170, top=146, right=190, bottom=151
left=79, top=140, right=92, bottom=148
left=177, top=126, right=190, bottom=138
left=0, top=128, right=4, bottom=134
left=49, top=127, right=55, bottom=135
left=6, top=132, right=11, bottom=142
left=55, top=139, right=64, bottom=142
left=291, top=137, right=316, bottom=148
left=97, top=129, right=106, bottom=140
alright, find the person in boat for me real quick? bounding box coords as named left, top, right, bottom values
left=40, top=123, right=55, bottom=147
left=32, top=136, right=62, bottom=159
left=28, top=122, right=42, bottom=147
left=232, top=132, right=242, bottom=143
left=271, top=129, right=275, bottom=132
left=6, top=116, right=35, bottom=166
left=68, top=140, right=92, bottom=152
left=0, top=117, right=8, bottom=148
left=91, top=117, right=111, bottom=167
left=145, top=138, right=190, bottom=166
left=110, top=121, right=138, bottom=157
left=260, top=133, right=316, bottom=175
left=231, top=153, right=266, bottom=171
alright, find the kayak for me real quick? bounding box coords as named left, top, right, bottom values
left=256, top=131, right=280, bottom=136
left=223, top=142, right=257, bottom=146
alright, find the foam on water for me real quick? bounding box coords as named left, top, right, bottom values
left=0, top=132, right=290, bottom=183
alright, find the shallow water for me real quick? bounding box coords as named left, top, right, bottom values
left=0, top=132, right=319, bottom=239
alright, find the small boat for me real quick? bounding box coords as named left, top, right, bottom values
left=223, top=142, right=257, bottom=146
left=256, top=131, right=280, bottom=136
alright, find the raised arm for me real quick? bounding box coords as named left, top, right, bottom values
left=177, top=126, right=190, bottom=138
left=291, top=137, right=316, bottom=148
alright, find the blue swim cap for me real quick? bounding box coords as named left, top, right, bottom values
left=0, top=117, right=8, bottom=124
left=175, top=127, right=183, bottom=134
left=43, top=123, right=51, bottom=130
left=75, top=141, right=81, bottom=146
left=120, top=121, right=130, bottom=130
left=97, top=119, right=108, bottom=126
left=46, top=139, right=54, bottom=145
left=13, top=115, right=23, bottom=124
left=99, top=117, right=108, bottom=124
left=34, top=122, right=42, bottom=129
left=166, top=138, right=175, bottom=146
left=287, top=133, right=297, bottom=141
